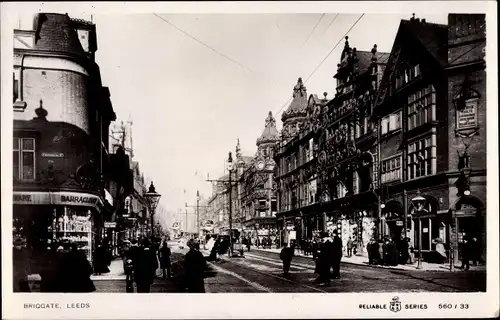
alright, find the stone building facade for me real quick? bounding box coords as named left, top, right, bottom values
left=373, top=16, right=450, bottom=261
left=273, top=14, right=487, bottom=262
left=12, top=13, right=117, bottom=267
left=239, top=112, right=280, bottom=244
left=445, top=14, right=486, bottom=263
left=274, top=39, right=389, bottom=251
left=373, top=14, right=487, bottom=263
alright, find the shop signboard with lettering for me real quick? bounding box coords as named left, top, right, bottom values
left=456, top=98, right=478, bottom=130
left=13, top=191, right=103, bottom=210
left=41, top=152, right=64, bottom=158
left=104, top=222, right=117, bottom=228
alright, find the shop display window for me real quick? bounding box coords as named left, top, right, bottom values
left=49, top=206, right=93, bottom=261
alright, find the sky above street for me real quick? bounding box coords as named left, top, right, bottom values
left=92, top=13, right=448, bottom=227
left=10, top=4, right=450, bottom=228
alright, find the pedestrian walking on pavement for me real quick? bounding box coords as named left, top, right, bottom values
left=331, top=230, right=343, bottom=279
left=399, top=237, right=410, bottom=265
left=433, top=238, right=447, bottom=264
left=346, top=237, right=354, bottom=258
left=158, top=241, right=172, bottom=279
left=460, top=237, right=472, bottom=271
left=184, top=239, right=206, bottom=293
left=59, top=244, right=96, bottom=293
left=369, top=238, right=381, bottom=265
left=134, top=238, right=158, bottom=293
left=93, top=244, right=110, bottom=275
left=366, top=238, right=374, bottom=264
left=315, top=233, right=333, bottom=286
left=279, top=244, right=294, bottom=276
left=470, top=237, right=480, bottom=266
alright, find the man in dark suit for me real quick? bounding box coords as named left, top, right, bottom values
left=133, top=239, right=158, bottom=293
left=184, top=239, right=206, bottom=293
left=331, top=230, right=343, bottom=279
left=316, top=232, right=333, bottom=286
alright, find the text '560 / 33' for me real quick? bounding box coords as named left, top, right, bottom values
left=439, top=304, right=470, bottom=309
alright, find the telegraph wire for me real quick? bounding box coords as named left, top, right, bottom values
left=323, top=13, right=339, bottom=34
left=153, top=13, right=253, bottom=73
left=274, top=13, right=365, bottom=117
left=302, top=13, right=326, bottom=47
left=304, top=13, right=365, bottom=83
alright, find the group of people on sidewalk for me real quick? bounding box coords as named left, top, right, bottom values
left=279, top=230, right=343, bottom=287
left=13, top=237, right=96, bottom=293
left=122, top=236, right=207, bottom=293
left=122, top=237, right=172, bottom=293
left=365, top=236, right=412, bottom=266
left=206, top=235, right=231, bottom=261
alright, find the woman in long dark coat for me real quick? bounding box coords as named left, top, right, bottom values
left=184, top=240, right=206, bottom=293
left=134, top=239, right=158, bottom=293
left=279, top=244, right=294, bottom=276
left=59, top=244, right=96, bottom=293
left=93, top=244, right=109, bottom=275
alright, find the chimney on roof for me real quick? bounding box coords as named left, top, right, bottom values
left=371, top=44, right=378, bottom=63
left=410, top=13, right=421, bottom=22
left=421, top=18, right=426, bottom=23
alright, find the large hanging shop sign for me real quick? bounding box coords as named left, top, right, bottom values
left=13, top=191, right=103, bottom=210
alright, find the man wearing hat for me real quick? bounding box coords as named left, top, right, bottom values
left=331, top=229, right=343, bottom=279
left=315, top=232, right=333, bottom=286
left=133, top=238, right=158, bottom=293
left=184, top=239, right=206, bottom=293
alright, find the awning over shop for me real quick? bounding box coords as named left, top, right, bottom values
left=13, top=191, right=104, bottom=211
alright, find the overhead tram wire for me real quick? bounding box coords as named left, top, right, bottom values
left=323, top=13, right=339, bottom=34
left=304, top=13, right=365, bottom=83
left=274, top=13, right=365, bottom=118
left=302, top=13, right=326, bottom=47
left=153, top=13, right=253, bottom=73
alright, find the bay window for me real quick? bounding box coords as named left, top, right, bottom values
left=13, top=137, right=36, bottom=181
left=381, top=155, right=402, bottom=183
left=407, top=136, right=436, bottom=180
left=408, top=85, right=436, bottom=130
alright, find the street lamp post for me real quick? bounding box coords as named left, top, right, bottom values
left=382, top=189, right=427, bottom=270
left=197, top=190, right=200, bottom=236
left=410, top=189, right=426, bottom=270
left=186, top=193, right=209, bottom=239
left=228, top=152, right=234, bottom=257
left=205, top=152, right=236, bottom=257
left=144, top=182, right=161, bottom=237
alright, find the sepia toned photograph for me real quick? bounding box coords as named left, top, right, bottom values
left=2, top=1, right=498, bottom=319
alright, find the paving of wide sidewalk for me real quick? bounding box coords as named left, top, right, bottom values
left=249, top=246, right=486, bottom=272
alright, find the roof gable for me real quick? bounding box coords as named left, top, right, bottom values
left=374, top=18, right=447, bottom=107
